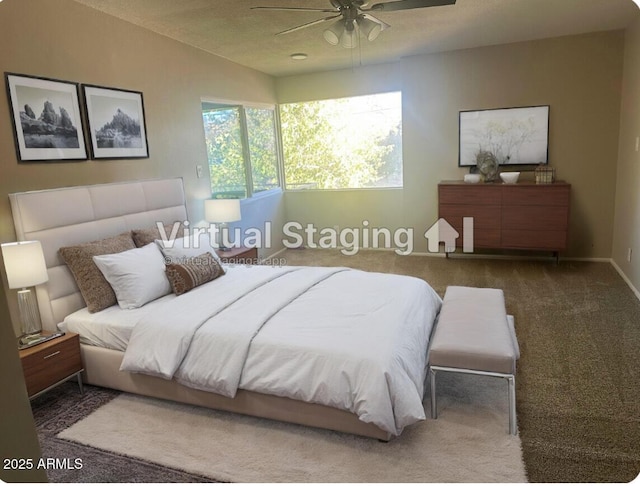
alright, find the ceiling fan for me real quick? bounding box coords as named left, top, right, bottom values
left=251, top=0, right=456, bottom=49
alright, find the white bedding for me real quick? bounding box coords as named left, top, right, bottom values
left=117, top=264, right=442, bottom=436
left=61, top=293, right=174, bottom=350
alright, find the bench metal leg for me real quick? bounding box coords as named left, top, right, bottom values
left=429, top=367, right=437, bottom=419
left=508, top=374, right=516, bottom=435
left=428, top=365, right=517, bottom=435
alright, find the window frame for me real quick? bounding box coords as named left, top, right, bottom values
left=201, top=98, right=283, bottom=199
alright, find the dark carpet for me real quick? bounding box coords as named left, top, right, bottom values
left=34, top=250, right=640, bottom=482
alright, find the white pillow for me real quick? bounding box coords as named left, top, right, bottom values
left=156, top=231, right=223, bottom=265
left=93, top=243, right=171, bottom=309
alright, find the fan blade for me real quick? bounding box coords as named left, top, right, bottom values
left=251, top=6, right=338, bottom=12
left=361, top=13, right=390, bottom=30
left=368, top=0, right=455, bottom=11
left=276, top=14, right=342, bottom=35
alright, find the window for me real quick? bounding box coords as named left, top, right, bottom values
left=201, top=102, right=280, bottom=198
left=279, top=92, right=402, bottom=190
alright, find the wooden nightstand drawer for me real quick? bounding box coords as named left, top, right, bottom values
left=20, top=333, right=83, bottom=398
left=216, top=246, right=258, bottom=265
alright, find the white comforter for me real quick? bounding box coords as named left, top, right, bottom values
left=120, top=265, right=442, bottom=436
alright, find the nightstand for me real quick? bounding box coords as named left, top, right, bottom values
left=216, top=246, right=258, bottom=265
left=19, top=332, right=84, bottom=400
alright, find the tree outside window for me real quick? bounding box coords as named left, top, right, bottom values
left=202, top=103, right=280, bottom=198
left=280, top=92, right=402, bottom=190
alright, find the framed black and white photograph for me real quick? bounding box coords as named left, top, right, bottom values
left=459, top=105, right=549, bottom=167
left=5, top=73, right=87, bottom=162
left=83, top=84, right=149, bottom=159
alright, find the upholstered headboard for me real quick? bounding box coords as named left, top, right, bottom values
left=9, top=178, right=188, bottom=331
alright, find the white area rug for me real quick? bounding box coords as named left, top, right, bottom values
left=59, top=373, right=527, bottom=482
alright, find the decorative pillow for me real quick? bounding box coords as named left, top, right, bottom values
left=93, top=243, right=172, bottom=309
left=132, top=222, right=187, bottom=248
left=156, top=232, right=223, bottom=265
left=165, top=252, right=225, bottom=296
left=59, top=232, right=136, bottom=313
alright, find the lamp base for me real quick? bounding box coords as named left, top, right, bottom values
left=17, top=289, right=43, bottom=336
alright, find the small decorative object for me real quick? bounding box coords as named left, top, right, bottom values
left=499, top=172, right=520, bottom=184
left=5, top=73, right=87, bottom=162
left=476, top=150, right=499, bottom=182
left=463, top=173, right=481, bottom=184
left=535, top=164, right=555, bottom=184
left=83, top=84, right=149, bottom=159
left=459, top=105, right=549, bottom=167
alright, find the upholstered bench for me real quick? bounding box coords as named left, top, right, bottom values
left=428, top=286, right=520, bottom=435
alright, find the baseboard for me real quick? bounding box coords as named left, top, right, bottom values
left=610, top=259, right=640, bottom=302
left=561, top=257, right=612, bottom=263
left=263, top=247, right=287, bottom=260
left=444, top=252, right=554, bottom=261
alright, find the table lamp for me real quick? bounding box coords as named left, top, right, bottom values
left=1, top=241, right=49, bottom=347
left=204, top=199, right=241, bottom=251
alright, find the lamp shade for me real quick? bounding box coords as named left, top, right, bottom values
left=323, top=20, right=343, bottom=45
left=357, top=16, right=382, bottom=41
left=204, top=199, right=242, bottom=223
left=1, top=241, right=48, bottom=289
left=340, top=21, right=357, bottom=49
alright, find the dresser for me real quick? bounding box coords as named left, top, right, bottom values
left=438, top=181, right=570, bottom=259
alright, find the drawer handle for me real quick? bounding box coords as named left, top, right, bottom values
left=44, top=351, right=61, bottom=360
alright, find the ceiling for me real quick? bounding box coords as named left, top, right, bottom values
left=73, top=0, right=639, bottom=77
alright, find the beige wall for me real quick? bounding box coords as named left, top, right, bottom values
left=277, top=32, right=626, bottom=256
left=0, top=283, right=47, bottom=483
left=0, top=0, right=284, bottom=332
left=612, top=14, right=640, bottom=294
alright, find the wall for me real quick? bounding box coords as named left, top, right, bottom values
left=0, top=0, right=284, bottom=333
left=276, top=32, right=626, bottom=256
left=612, top=14, right=640, bottom=295
left=0, top=282, right=47, bottom=483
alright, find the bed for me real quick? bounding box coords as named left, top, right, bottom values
left=9, top=178, right=442, bottom=440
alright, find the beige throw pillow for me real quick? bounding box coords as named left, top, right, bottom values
left=59, top=232, right=136, bottom=313
left=132, top=222, right=186, bottom=247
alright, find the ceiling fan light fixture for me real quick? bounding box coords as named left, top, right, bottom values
left=357, top=16, right=382, bottom=41
left=340, top=20, right=357, bottom=49
left=323, top=20, right=343, bottom=45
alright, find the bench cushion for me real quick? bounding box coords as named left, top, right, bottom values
left=429, top=286, right=517, bottom=375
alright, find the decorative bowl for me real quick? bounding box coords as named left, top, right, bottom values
left=464, top=174, right=481, bottom=184
left=500, top=172, right=520, bottom=184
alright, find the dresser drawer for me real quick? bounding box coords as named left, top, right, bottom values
left=217, top=246, right=258, bottom=264
left=502, top=205, right=569, bottom=231
left=21, top=334, right=83, bottom=397
left=502, top=185, right=570, bottom=206
left=439, top=185, right=502, bottom=206
left=440, top=204, right=501, bottom=229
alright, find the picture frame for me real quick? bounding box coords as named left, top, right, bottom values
left=82, top=84, right=149, bottom=159
left=459, top=105, right=549, bottom=167
left=5, top=73, right=88, bottom=162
